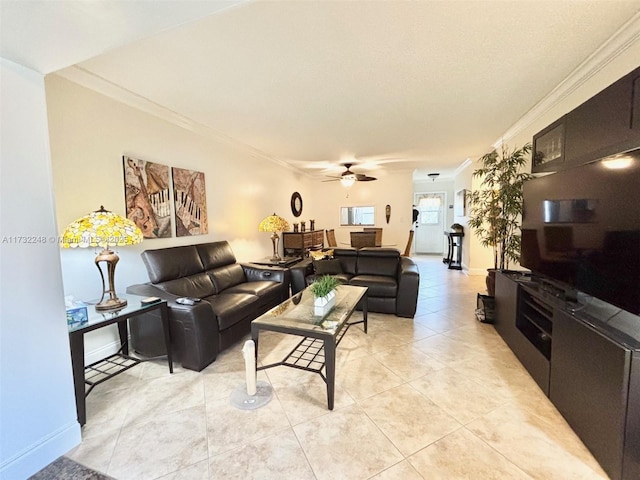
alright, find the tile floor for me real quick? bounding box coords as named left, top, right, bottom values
left=66, top=255, right=609, bottom=479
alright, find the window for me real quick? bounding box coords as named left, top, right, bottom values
left=340, top=206, right=375, bottom=226
left=417, top=194, right=442, bottom=225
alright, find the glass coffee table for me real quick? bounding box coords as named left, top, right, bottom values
left=251, top=284, right=368, bottom=410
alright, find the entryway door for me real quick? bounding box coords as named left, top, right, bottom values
left=414, top=192, right=446, bottom=254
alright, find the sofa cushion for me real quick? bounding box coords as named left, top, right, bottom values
left=142, top=245, right=204, bottom=284
left=197, top=241, right=237, bottom=270
left=333, top=248, right=358, bottom=275
left=208, top=263, right=247, bottom=293
left=226, top=280, right=282, bottom=298
left=314, top=258, right=343, bottom=275
left=305, top=272, right=351, bottom=287
left=204, top=293, right=259, bottom=330
left=226, top=281, right=284, bottom=312
left=153, top=272, right=216, bottom=298
left=349, top=274, right=397, bottom=298
left=356, top=248, right=399, bottom=277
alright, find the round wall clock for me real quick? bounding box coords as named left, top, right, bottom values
left=291, top=192, right=303, bottom=217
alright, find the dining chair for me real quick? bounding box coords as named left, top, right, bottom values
left=402, top=230, right=415, bottom=256
left=325, top=229, right=337, bottom=247
left=350, top=231, right=377, bottom=249
left=363, top=227, right=383, bottom=247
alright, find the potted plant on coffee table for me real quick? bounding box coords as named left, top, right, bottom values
left=467, top=142, right=533, bottom=296
left=309, top=275, right=340, bottom=316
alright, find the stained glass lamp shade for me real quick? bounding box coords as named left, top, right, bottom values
left=258, top=213, right=290, bottom=261
left=62, top=206, right=143, bottom=311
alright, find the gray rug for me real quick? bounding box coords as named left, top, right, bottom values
left=29, top=456, right=115, bottom=480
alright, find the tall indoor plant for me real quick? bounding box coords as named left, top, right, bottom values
left=467, top=142, right=533, bottom=295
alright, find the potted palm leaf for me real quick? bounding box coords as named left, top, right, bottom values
left=467, top=142, right=533, bottom=295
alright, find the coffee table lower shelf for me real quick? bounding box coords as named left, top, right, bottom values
left=257, top=319, right=360, bottom=384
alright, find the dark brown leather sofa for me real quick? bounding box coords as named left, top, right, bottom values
left=290, top=247, right=420, bottom=318
left=127, top=241, right=289, bottom=371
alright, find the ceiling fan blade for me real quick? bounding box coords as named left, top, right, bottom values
left=355, top=173, right=377, bottom=181
left=322, top=178, right=341, bottom=182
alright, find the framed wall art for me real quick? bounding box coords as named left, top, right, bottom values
left=172, top=167, right=208, bottom=236
left=123, top=156, right=172, bottom=238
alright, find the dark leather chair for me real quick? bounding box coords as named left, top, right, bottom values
left=290, top=247, right=419, bottom=318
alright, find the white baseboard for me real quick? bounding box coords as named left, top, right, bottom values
left=85, top=338, right=124, bottom=365
left=467, top=267, right=488, bottom=276
left=0, top=421, right=80, bottom=480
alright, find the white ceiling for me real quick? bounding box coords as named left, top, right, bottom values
left=2, top=1, right=640, bottom=181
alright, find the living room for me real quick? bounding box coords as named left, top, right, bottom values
left=2, top=2, right=640, bottom=479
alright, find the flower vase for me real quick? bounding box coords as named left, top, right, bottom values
left=314, top=289, right=336, bottom=317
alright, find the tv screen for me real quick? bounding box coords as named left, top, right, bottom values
left=521, top=151, right=640, bottom=315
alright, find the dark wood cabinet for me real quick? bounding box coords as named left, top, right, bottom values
left=550, top=309, right=640, bottom=480
left=532, top=118, right=565, bottom=172
left=282, top=230, right=324, bottom=257
left=532, top=66, right=640, bottom=173
left=563, top=72, right=637, bottom=167
left=494, top=274, right=640, bottom=480
left=494, top=272, right=551, bottom=394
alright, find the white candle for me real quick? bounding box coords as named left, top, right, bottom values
left=242, top=340, right=257, bottom=396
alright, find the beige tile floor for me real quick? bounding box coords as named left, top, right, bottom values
left=67, top=255, right=609, bottom=480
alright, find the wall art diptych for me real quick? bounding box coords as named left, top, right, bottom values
left=123, top=156, right=172, bottom=238
left=172, top=167, right=208, bottom=236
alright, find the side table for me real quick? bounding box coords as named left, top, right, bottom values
left=68, top=294, right=172, bottom=426
left=251, top=256, right=302, bottom=268
left=443, top=231, right=464, bottom=270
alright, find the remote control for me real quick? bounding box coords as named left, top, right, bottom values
left=176, top=297, right=196, bottom=306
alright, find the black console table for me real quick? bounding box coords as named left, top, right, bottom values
left=68, top=294, right=172, bottom=425
left=494, top=272, right=640, bottom=480
left=443, top=231, right=464, bottom=269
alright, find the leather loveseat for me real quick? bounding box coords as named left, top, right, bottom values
left=290, top=247, right=419, bottom=318
left=127, top=241, right=289, bottom=371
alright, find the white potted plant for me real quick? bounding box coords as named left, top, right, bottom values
left=309, top=275, right=340, bottom=316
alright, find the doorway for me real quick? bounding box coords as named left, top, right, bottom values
left=414, top=192, right=446, bottom=254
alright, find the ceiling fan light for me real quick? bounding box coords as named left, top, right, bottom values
left=341, top=175, right=356, bottom=187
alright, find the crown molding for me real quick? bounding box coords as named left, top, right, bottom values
left=52, top=65, right=297, bottom=172
left=495, top=11, right=640, bottom=148
left=454, top=158, right=473, bottom=176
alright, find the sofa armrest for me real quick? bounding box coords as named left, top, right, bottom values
left=290, top=258, right=314, bottom=295
left=126, top=283, right=220, bottom=371
left=241, top=264, right=291, bottom=301
left=396, top=257, right=420, bottom=318
left=241, top=264, right=287, bottom=283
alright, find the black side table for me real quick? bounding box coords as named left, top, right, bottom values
left=443, top=231, right=464, bottom=270
left=252, top=256, right=302, bottom=267
left=68, top=294, right=172, bottom=426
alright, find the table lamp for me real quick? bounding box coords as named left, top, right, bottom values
left=258, top=213, right=290, bottom=262
left=62, top=206, right=143, bottom=311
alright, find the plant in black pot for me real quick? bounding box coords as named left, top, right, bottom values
left=467, top=142, right=533, bottom=296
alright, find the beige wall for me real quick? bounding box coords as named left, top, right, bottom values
left=1, top=59, right=80, bottom=478
left=45, top=74, right=312, bottom=362
left=308, top=170, right=414, bottom=251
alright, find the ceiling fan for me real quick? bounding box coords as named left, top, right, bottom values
left=323, top=163, right=377, bottom=187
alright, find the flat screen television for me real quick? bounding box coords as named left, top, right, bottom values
left=520, top=150, right=640, bottom=315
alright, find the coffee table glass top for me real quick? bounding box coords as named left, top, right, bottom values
left=252, top=285, right=367, bottom=335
